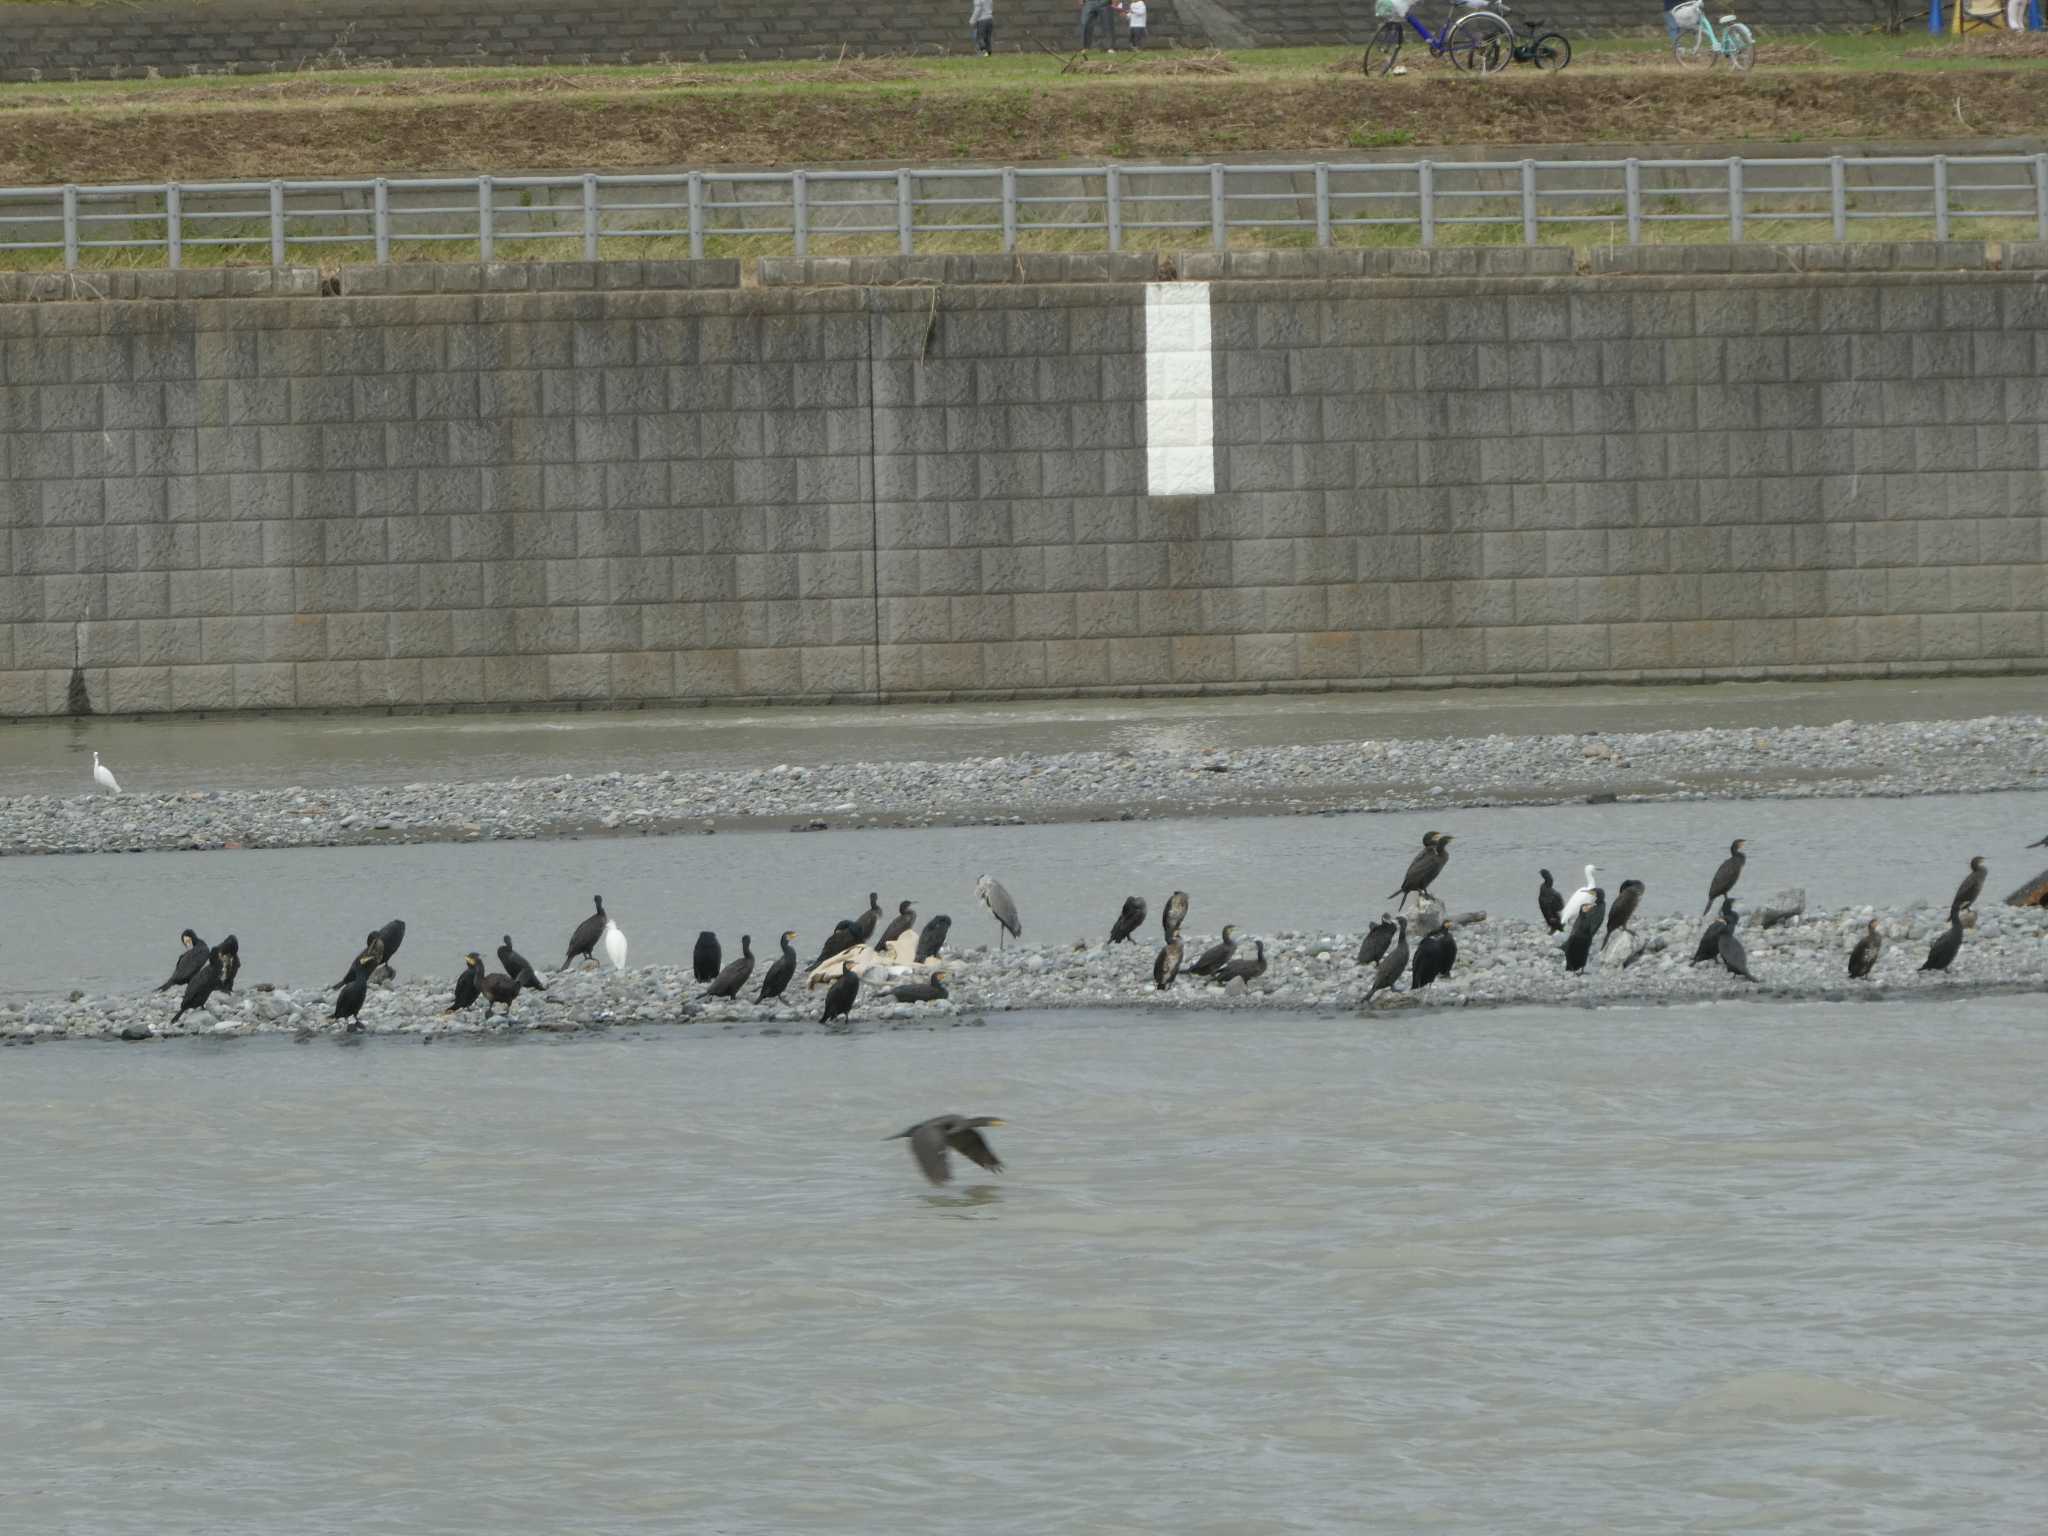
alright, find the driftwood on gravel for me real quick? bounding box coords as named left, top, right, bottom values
left=2005, top=869, right=2048, bottom=908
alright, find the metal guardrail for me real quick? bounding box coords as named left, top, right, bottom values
left=4, top=155, right=2048, bottom=269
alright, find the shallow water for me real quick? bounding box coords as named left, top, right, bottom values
left=8, top=789, right=2043, bottom=996
left=5, top=674, right=2039, bottom=798
left=2, top=1001, right=2042, bottom=1533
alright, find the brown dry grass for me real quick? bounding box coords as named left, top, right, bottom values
left=1906, top=32, right=2048, bottom=60
left=4, top=69, right=2048, bottom=185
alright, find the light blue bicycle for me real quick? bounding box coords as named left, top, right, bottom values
left=1671, top=1, right=1756, bottom=71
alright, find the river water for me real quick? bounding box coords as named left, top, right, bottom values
left=9, top=789, right=2043, bottom=996
left=3, top=1000, right=2041, bottom=1533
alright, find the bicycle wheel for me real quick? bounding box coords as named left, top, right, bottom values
left=1725, top=22, right=1755, bottom=72
left=1364, top=21, right=1405, bottom=76
left=1531, top=32, right=1571, bottom=70
left=1446, top=12, right=1512, bottom=74
left=1673, top=24, right=1711, bottom=66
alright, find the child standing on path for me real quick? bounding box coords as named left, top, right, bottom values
left=970, top=0, right=993, bottom=55
left=1126, top=0, right=1148, bottom=46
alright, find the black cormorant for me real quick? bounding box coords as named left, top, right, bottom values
left=215, top=934, right=241, bottom=992
left=1154, top=934, right=1183, bottom=989
left=1356, top=915, right=1396, bottom=968
left=1691, top=900, right=1737, bottom=964
left=1390, top=832, right=1452, bottom=909
left=157, top=930, right=208, bottom=992
left=498, top=935, right=546, bottom=991
left=1161, top=890, right=1189, bottom=941
left=880, top=901, right=917, bottom=950
left=1363, top=918, right=1409, bottom=1005
left=915, top=915, right=952, bottom=963
left=449, top=953, right=483, bottom=1012
left=821, top=960, right=860, bottom=1024
left=1606, top=879, right=1645, bottom=936
left=1187, top=925, right=1240, bottom=977
left=811, top=920, right=861, bottom=971
left=891, top=970, right=951, bottom=1003
left=1950, top=856, right=1987, bottom=921
left=1703, top=839, right=1747, bottom=914
left=889, top=1114, right=1004, bottom=1185
left=375, top=919, right=406, bottom=966
left=705, top=934, right=755, bottom=998
left=851, top=893, right=883, bottom=945
left=563, top=896, right=607, bottom=970
left=1920, top=910, right=1966, bottom=973
left=1537, top=871, right=1564, bottom=933
left=332, top=973, right=369, bottom=1030
left=1847, top=919, right=1883, bottom=980
left=1412, top=921, right=1456, bottom=989
left=1564, top=890, right=1606, bottom=973
left=692, top=931, right=722, bottom=984
left=757, top=931, right=798, bottom=1002
left=331, top=932, right=384, bottom=991
left=478, top=970, right=522, bottom=1020
left=171, top=946, right=223, bottom=1025
left=1109, top=896, right=1147, bottom=946
left=1209, top=940, right=1268, bottom=987
left=1717, top=925, right=1757, bottom=982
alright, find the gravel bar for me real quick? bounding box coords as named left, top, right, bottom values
left=8, top=713, right=2047, bottom=857
left=9, top=903, right=2045, bottom=1043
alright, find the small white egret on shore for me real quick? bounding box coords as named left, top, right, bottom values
left=1560, top=863, right=1598, bottom=928
left=978, top=875, right=1021, bottom=951
left=91, top=751, right=121, bottom=796
left=602, top=916, right=629, bottom=971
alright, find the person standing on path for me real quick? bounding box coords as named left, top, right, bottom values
left=970, top=0, right=994, bottom=55
left=1124, top=0, right=1148, bottom=46
left=1080, top=0, right=1114, bottom=50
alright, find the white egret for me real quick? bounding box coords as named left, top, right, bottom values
left=92, top=751, right=121, bottom=795
left=602, top=915, right=629, bottom=971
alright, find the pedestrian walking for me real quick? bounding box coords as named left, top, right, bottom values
left=1080, top=0, right=1114, bottom=50
left=970, top=0, right=994, bottom=55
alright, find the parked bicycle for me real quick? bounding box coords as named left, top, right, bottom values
left=1364, top=0, right=1514, bottom=76
left=1670, top=0, right=1756, bottom=70
left=1493, top=2, right=1571, bottom=70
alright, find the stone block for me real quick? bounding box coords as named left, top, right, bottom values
left=169, top=664, right=234, bottom=711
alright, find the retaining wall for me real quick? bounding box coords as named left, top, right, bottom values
left=0, top=0, right=1881, bottom=81
left=2, top=245, right=2045, bottom=718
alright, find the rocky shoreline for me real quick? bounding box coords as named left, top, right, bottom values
left=5, top=713, right=2047, bottom=857
left=9, top=902, right=2043, bottom=1043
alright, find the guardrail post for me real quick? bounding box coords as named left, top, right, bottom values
left=1932, top=154, right=1949, bottom=242
left=1209, top=163, right=1226, bottom=251
left=1726, top=157, right=1743, bottom=243
left=270, top=180, right=286, bottom=267
left=1829, top=156, right=1846, bottom=242
left=1106, top=165, right=1122, bottom=252
left=1520, top=159, right=1537, bottom=246
left=582, top=175, right=600, bottom=261
left=792, top=169, right=809, bottom=258
left=2037, top=153, right=2048, bottom=242
left=896, top=168, right=913, bottom=256
left=1314, top=163, right=1331, bottom=248
left=1418, top=161, right=1434, bottom=248
left=62, top=184, right=78, bottom=270
left=374, top=178, right=390, bottom=265
left=687, top=172, right=704, bottom=260
left=477, top=176, right=494, bottom=263
left=1001, top=167, right=1018, bottom=252
left=1624, top=159, right=1641, bottom=245
left=165, top=183, right=183, bottom=270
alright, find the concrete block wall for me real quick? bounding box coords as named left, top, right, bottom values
left=2, top=254, right=2045, bottom=717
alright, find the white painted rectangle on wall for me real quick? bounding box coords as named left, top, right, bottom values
left=1144, top=282, right=1215, bottom=497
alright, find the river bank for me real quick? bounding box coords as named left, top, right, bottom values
left=10, top=901, right=2044, bottom=1042
left=7, top=712, right=2046, bottom=857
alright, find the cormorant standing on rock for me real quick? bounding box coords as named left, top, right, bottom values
left=889, top=1115, right=1003, bottom=1185
left=333, top=972, right=369, bottom=1031
left=978, top=876, right=1022, bottom=949
left=1211, top=941, right=1268, bottom=987
left=821, top=960, right=860, bottom=1025
left=1564, top=892, right=1605, bottom=973
left=157, top=930, right=208, bottom=992
left=880, top=901, right=917, bottom=950
left=757, top=932, right=798, bottom=1002
left=1703, top=839, right=1747, bottom=915
left=705, top=935, right=755, bottom=998
left=1537, top=871, right=1564, bottom=933
left=1390, top=832, right=1452, bottom=910
left=1920, top=910, right=1966, bottom=973
left=693, top=931, right=722, bottom=984
left=215, top=934, right=241, bottom=992
left=1692, top=900, right=1737, bottom=965
left=1847, top=919, right=1883, bottom=980
left=1162, top=890, right=1189, bottom=942
left=1363, top=918, right=1409, bottom=1006
left=915, top=915, right=951, bottom=962
left=1109, top=896, right=1147, bottom=945
left=171, top=946, right=223, bottom=1025
left=1187, top=925, right=1240, bottom=977
left=1561, top=865, right=1599, bottom=928
left=1606, top=879, right=1645, bottom=937
left=478, top=969, right=523, bottom=1020
left=449, top=954, right=483, bottom=1012
left=891, top=970, right=951, bottom=1003
left=1356, top=915, right=1396, bottom=968
left=811, top=920, right=861, bottom=971
left=498, top=935, right=546, bottom=991
left=1154, top=934, right=1183, bottom=989
left=1718, top=924, right=1757, bottom=983
left=563, top=896, right=607, bottom=970
left=1950, top=856, right=1987, bottom=921
left=1411, top=921, right=1456, bottom=990
left=851, top=893, right=883, bottom=945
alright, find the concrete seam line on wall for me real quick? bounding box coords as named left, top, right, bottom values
left=1145, top=281, right=1215, bottom=498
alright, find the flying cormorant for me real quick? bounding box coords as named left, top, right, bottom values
left=704, top=934, right=755, bottom=998
left=891, top=970, right=951, bottom=1003
left=1356, top=915, right=1396, bottom=968
left=1564, top=890, right=1606, bottom=973
left=498, top=935, right=546, bottom=991
left=1411, top=921, right=1456, bottom=990
left=1703, top=839, right=1747, bottom=914
left=1187, top=925, right=1240, bottom=977
left=1109, top=896, right=1147, bottom=946
left=157, top=930, right=208, bottom=993
left=1950, top=856, right=1988, bottom=921
left=914, top=915, right=952, bottom=963
left=1537, top=871, right=1564, bottom=933
left=693, top=931, right=722, bottom=984
left=1920, top=910, right=1966, bottom=973
left=1389, top=833, right=1452, bottom=909
left=1161, top=890, right=1189, bottom=941
left=1847, top=919, right=1883, bottom=980
left=563, top=896, right=608, bottom=970
left=757, top=932, right=799, bottom=1002
left=1154, top=933, right=1183, bottom=989
left=1363, top=917, right=1409, bottom=1005
left=978, top=876, right=1022, bottom=949
left=821, top=960, right=861, bottom=1024
left=880, top=901, right=917, bottom=950
left=889, top=1114, right=1004, bottom=1185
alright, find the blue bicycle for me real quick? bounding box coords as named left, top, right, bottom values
left=1363, top=0, right=1513, bottom=76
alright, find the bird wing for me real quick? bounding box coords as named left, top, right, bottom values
left=907, top=1123, right=952, bottom=1183
left=945, top=1127, right=1004, bottom=1176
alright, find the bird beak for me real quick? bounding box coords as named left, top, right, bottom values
left=987, top=1119, right=1006, bottom=1127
